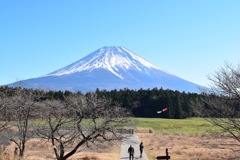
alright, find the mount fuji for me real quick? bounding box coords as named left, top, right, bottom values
left=7, top=46, right=204, bottom=93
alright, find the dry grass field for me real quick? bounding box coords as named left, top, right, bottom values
left=136, top=128, right=240, bottom=160
left=1, top=118, right=240, bottom=160
left=1, top=131, right=239, bottom=160
left=1, top=138, right=121, bottom=160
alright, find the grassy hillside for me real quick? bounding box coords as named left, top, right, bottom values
left=133, top=118, right=222, bottom=134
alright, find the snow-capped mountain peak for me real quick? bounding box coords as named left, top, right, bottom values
left=46, top=46, right=161, bottom=79
left=7, top=46, right=204, bottom=93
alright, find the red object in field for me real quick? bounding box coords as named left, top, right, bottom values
left=162, top=108, right=168, bottom=112
left=157, top=107, right=168, bottom=114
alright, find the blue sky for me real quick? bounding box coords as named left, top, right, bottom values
left=1, top=0, right=239, bottom=87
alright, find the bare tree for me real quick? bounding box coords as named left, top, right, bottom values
left=201, top=62, right=240, bottom=148
left=37, top=92, right=132, bottom=160
left=0, top=87, right=12, bottom=132
left=10, top=88, right=43, bottom=157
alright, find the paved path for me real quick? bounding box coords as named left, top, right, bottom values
left=120, top=135, right=148, bottom=160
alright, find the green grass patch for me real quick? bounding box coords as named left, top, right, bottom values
left=133, top=118, right=222, bottom=134
left=9, top=118, right=130, bottom=129
left=6, top=117, right=223, bottom=135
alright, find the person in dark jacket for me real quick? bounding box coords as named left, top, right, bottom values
left=139, top=142, right=144, bottom=158
left=128, top=145, right=134, bottom=160
left=14, top=147, right=18, bottom=157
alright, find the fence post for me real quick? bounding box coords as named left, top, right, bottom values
left=156, top=148, right=170, bottom=160
left=166, top=148, right=169, bottom=160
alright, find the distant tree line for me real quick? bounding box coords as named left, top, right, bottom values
left=0, top=86, right=206, bottom=119
left=95, top=87, right=204, bottom=119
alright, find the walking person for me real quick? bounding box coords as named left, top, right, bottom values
left=139, top=142, right=144, bottom=158
left=128, top=145, right=134, bottom=160
left=14, top=147, right=18, bottom=157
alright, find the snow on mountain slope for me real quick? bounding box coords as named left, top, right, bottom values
left=6, top=46, right=205, bottom=93
left=46, top=46, right=163, bottom=79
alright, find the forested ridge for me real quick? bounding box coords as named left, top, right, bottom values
left=96, top=88, right=204, bottom=119
left=1, top=86, right=204, bottom=119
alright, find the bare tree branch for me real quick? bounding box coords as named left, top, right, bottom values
left=0, top=87, right=12, bottom=132
left=10, top=87, right=43, bottom=157
left=37, top=92, right=132, bottom=160
left=201, top=62, right=240, bottom=150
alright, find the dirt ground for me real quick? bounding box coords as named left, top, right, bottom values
left=1, top=130, right=240, bottom=160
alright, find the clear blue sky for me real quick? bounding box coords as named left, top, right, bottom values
left=1, top=0, right=239, bottom=87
